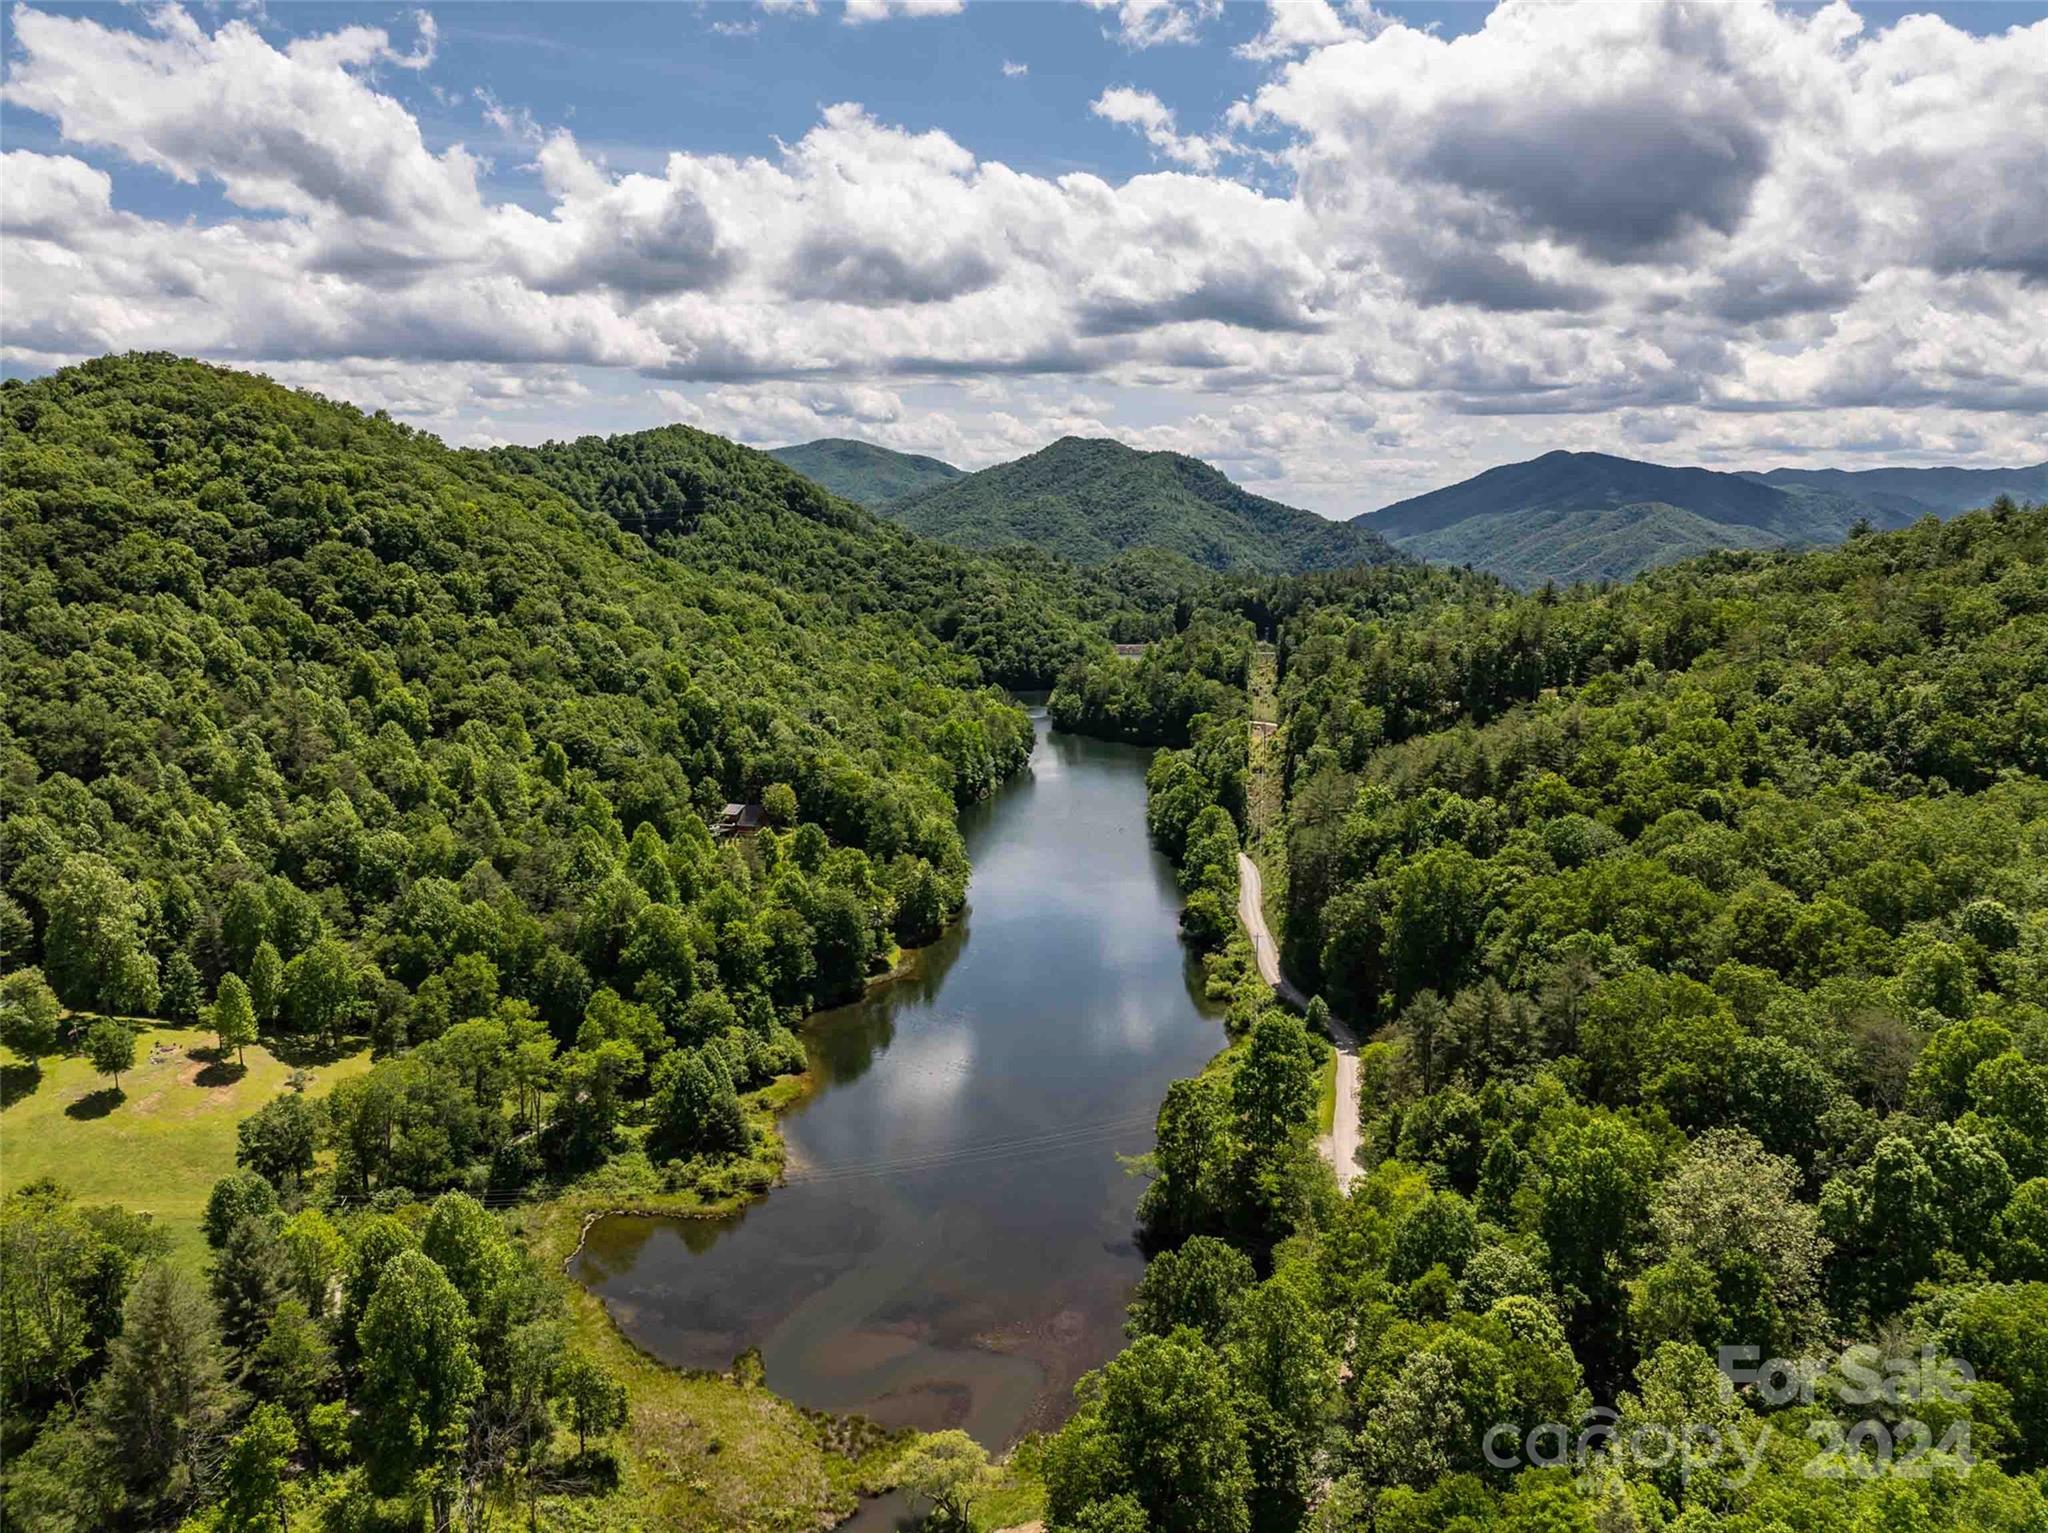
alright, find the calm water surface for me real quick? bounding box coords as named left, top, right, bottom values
left=570, top=716, right=1223, bottom=1447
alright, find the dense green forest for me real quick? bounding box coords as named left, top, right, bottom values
left=0, top=354, right=1119, bottom=1529
left=763, top=438, right=964, bottom=508
left=488, top=422, right=1207, bottom=687
left=1047, top=614, right=1255, bottom=747
left=882, top=436, right=1401, bottom=575
left=1354, top=449, right=2048, bottom=588
left=4, top=351, right=2045, bottom=1533
left=1037, top=502, right=2048, bottom=1532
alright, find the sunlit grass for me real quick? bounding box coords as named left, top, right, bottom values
left=1, top=1023, right=372, bottom=1269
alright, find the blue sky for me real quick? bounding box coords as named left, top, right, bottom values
left=4, top=1, right=2044, bottom=510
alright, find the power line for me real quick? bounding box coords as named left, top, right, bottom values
left=781, top=1111, right=1159, bottom=1187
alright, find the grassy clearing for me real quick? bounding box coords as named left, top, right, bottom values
left=1, top=1024, right=371, bottom=1268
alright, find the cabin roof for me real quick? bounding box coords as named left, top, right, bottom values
left=714, top=801, right=766, bottom=835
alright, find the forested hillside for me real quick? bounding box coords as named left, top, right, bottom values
left=1755, top=461, right=2048, bottom=520
left=0, top=354, right=1069, bottom=1528
left=764, top=437, right=963, bottom=507
left=1, top=354, right=1044, bottom=1030
left=492, top=424, right=1197, bottom=684
left=1039, top=503, right=2048, bottom=1531
left=1352, top=449, right=2041, bottom=587
left=884, top=435, right=1402, bottom=574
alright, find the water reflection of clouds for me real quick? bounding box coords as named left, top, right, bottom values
left=868, top=1015, right=977, bottom=1126
left=578, top=720, right=1229, bottom=1449
left=1103, top=990, right=1175, bottom=1052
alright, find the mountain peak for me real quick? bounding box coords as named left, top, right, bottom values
left=765, top=437, right=963, bottom=508
left=879, top=435, right=1399, bottom=574
left=1355, top=449, right=2046, bottom=587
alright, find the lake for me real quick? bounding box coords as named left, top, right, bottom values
left=569, top=715, right=1223, bottom=1447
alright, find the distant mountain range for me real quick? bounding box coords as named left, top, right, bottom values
left=1356, top=451, right=2048, bottom=586
left=766, top=434, right=2047, bottom=587
left=832, top=436, right=1400, bottom=574
left=765, top=437, right=963, bottom=507
left=1750, top=463, right=2048, bottom=520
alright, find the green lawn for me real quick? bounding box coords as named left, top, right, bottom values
left=1, top=1026, right=371, bottom=1268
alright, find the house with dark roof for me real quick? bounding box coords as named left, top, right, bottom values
left=714, top=802, right=765, bottom=839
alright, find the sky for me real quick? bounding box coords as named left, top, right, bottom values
left=3, top=0, right=2045, bottom=514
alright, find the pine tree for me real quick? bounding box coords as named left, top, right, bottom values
left=93, top=1264, right=235, bottom=1517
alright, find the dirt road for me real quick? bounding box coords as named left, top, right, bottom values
left=1236, top=852, right=1360, bottom=1192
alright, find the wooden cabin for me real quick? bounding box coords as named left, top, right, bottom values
left=714, top=802, right=766, bottom=839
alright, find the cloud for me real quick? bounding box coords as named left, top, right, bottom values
left=784, top=235, right=1000, bottom=306
left=1236, top=0, right=1370, bottom=62
left=668, top=380, right=907, bottom=442
left=509, top=134, right=734, bottom=296
left=1002, top=60, right=1029, bottom=77
left=1089, top=86, right=1225, bottom=170
left=1083, top=0, right=1220, bottom=49
left=2, top=4, right=481, bottom=248
left=391, top=10, right=438, bottom=69
left=843, top=0, right=964, bottom=22
left=1250, top=0, right=2047, bottom=282
left=3, top=0, right=2043, bottom=503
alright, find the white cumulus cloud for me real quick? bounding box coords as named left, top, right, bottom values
left=3, top=0, right=2043, bottom=509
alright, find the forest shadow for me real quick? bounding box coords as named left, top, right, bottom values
left=64, top=1087, right=124, bottom=1120
left=1, top=1062, right=43, bottom=1111
left=264, top=1033, right=366, bottom=1068
left=551, top=1449, right=620, bottom=1493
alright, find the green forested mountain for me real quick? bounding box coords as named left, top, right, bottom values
left=763, top=436, right=963, bottom=507
left=1352, top=448, right=2007, bottom=587
left=1037, top=502, right=2048, bottom=1533
left=1753, top=461, right=2048, bottom=519
left=6, top=350, right=2047, bottom=1533
left=0, top=353, right=1097, bottom=1526
left=883, top=435, right=1402, bottom=574
left=1392, top=499, right=1792, bottom=587
left=487, top=422, right=1163, bottom=687
left=0, top=352, right=1082, bottom=1049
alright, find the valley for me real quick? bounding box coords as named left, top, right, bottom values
left=4, top=356, right=2044, bottom=1533
left=5, top=6, right=2044, bottom=1532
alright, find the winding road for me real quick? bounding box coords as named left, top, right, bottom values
left=1236, top=852, right=1361, bottom=1192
